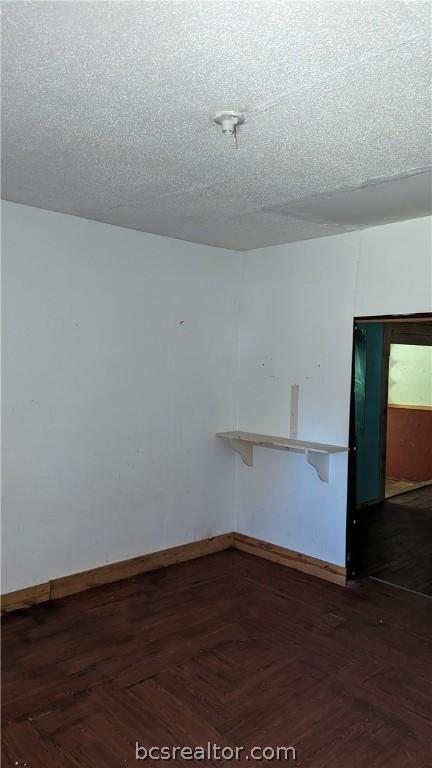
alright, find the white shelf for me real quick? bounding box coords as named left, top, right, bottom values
left=216, top=431, right=348, bottom=482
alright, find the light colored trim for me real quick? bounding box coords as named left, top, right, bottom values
left=290, top=384, right=299, bottom=439
left=1, top=533, right=233, bottom=613
left=388, top=403, right=432, bottom=411
left=234, top=532, right=346, bottom=586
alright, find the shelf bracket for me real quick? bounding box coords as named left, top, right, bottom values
left=305, top=449, right=329, bottom=482
left=229, top=438, right=253, bottom=467
left=217, top=431, right=347, bottom=481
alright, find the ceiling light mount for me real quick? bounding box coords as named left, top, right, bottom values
left=214, top=110, right=244, bottom=138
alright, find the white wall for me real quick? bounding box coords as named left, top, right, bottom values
left=2, top=202, right=239, bottom=592
left=2, top=204, right=431, bottom=592
left=236, top=217, right=432, bottom=566
left=388, top=344, right=432, bottom=406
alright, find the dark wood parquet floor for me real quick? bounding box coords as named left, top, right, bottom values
left=2, top=550, right=432, bottom=767
left=357, top=486, right=432, bottom=596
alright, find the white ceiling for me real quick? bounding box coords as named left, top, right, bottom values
left=2, top=1, right=432, bottom=250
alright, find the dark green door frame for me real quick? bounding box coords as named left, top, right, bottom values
left=354, top=322, right=385, bottom=506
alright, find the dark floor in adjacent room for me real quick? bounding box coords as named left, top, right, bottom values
left=2, top=550, right=432, bottom=767
left=357, top=486, right=432, bottom=596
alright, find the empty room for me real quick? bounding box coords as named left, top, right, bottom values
left=1, top=2, right=431, bottom=767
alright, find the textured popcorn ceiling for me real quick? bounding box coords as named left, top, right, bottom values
left=2, top=1, right=431, bottom=250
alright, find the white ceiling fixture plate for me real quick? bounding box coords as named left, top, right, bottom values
left=214, top=111, right=245, bottom=143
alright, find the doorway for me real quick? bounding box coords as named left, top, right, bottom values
left=347, top=314, right=432, bottom=596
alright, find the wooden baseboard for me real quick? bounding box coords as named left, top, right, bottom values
left=1, top=582, right=51, bottom=613
left=1, top=532, right=234, bottom=613
left=233, top=532, right=347, bottom=586
left=2, top=529, right=346, bottom=613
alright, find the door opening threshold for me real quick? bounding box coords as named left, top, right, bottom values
left=369, top=576, right=432, bottom=600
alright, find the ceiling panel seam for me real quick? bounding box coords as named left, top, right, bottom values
left=251, top=30, right=428, bottom=117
